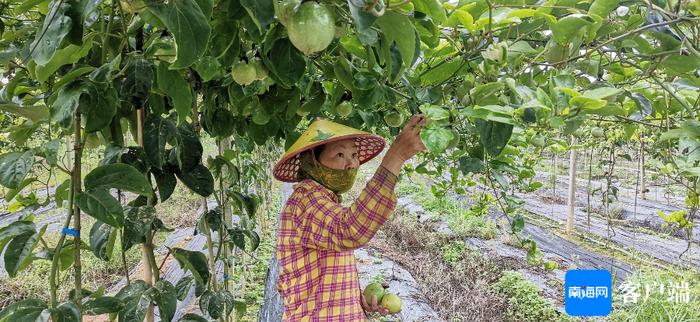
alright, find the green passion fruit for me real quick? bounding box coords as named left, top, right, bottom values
left=591, top=127, right=605, bottom=138
left=363, top=282, right=385, bottom=303
left=231, top=61, right=257, bottom=86
left=381, top=293, right=402, bottom=314
left=383, top=111, right=404, bottom=128
left=287, top=2, right=335, bottom=55
left=335, top=101, right=353, bottom=118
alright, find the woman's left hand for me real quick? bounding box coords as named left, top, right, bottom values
left=360, top=292, right=390, bottom=316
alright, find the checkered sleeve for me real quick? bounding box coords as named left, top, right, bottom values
left=293, top=165, right=399, bottom=251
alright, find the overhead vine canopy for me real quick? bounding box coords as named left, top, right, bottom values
left=0, top=0, right=699, bottom=320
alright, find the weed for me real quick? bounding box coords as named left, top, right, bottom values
left=492, top=270, right=565, bottom=322
left=609, top=268, right=700, bottom=322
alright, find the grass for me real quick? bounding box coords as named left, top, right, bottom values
left=609, top=268, right=700, bottom=322
left=492, top=270, right=570, bottom=322
left=396, top=176, right=499, bottom=240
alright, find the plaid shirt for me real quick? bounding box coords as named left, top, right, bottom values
left=276, top=165, right=398, bottom=321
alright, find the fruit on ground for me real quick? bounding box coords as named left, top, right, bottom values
left=287, top=2, right=335, bottom=55
left=384, top=111, right=403, bottom=127
left=231, top=61, right=257, bottom=86
left=335, top=101, right=353, bottom=117
left=363, top=282, right=385, bottom=303
left=381, top=293, right=402, bottom=314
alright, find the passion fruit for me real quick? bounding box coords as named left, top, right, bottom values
left=287, top=2, right=335, bottom=55
left=231, top=61, right=257, bottom=86
left=381, top=293, right=402, bottom=314
left=530, top=134, right=546, bottom=147
left=363, top=282, right=385, bottom=304
left=591, top=127, right=605, bottom=138
left=384, top=111, right=403, bottom=128
left=335, top=101, right=353, bottom=118
left=249, top=57, right=268, bottom=80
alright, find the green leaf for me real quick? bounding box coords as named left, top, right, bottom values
left=50, top=81, right=83, bottom=129
left=475, top=119, right=513, bottom=157
left=376, top=12, right=416, bottom=71
left=347, top=0, right=376, bottom=32
left=420, top=59, right=465, bottom=86
left=176, top=164, right=214, bottom=197
left=173, top=123, right=203, bottom=172
left=152, top=168, right=177, bottom=202
left=83, top=296, right=124, bottom=315
left=122, top=206, right=156, bottom=251
left=413, top=0, right=447, bottom=23
left=153, top=280, right=177, bottom=322
left=172, top=248, right=210, bottom=297
left=199, top=290, right=224, bottom=319
left=35, top=39, right=93, bottom=83
left=120, top=57, right=154, bottom=107
left=419, top=124, right=454, bottom=154
left=582, top=87, right=622, bottom=100
left=76, top=189, right=124, bottom=227
left=194, top=56, right=222, bottom=82
left=262, top=38, right=306, bottom=88
left=89, top=221, right=117, bottom=261
left=241, top=0, right=274, bottom=30
left=0, top=298, right=49, bottom=322
left=143, top=114, right=177, bottom=169
left=0, top=221, right=36, bottom=247
left=511, top=214, right=525, bottom=233
left=0, top=151, right=34, bottom=189
left=29, top=1, right=72, bottom=65
left=588, top=0, right=621, bottom=18
left=244, top=230, right=260, bottom=252
left=157, top=62, right=193, bottom=123
left=53, top=301, right=80, bottom=322
left=458, top=156, right=485, bottom=174
left=550, top=14, right=595, bottom=45
left=118, top=290, right=151, bottom=322
left=175, top=276, right=194, bottom=301
left=4, top=225, right=46, bottom=277
left=0, top=103, right=49, bottom=122
left=81, top=81, right=119, bottom=133
left=145, top=0, right=211, bottom=69
left=419, top=104, right=450, bottom=124
left=84, top=163, right=153, bottom=197
left=570, top=96, right=607, bottom=110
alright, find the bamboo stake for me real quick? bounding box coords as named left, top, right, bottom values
left=72, top=107, right=83, bottom=318
left=566, top=137, right=578, bottom=235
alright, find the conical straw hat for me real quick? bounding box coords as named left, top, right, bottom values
left=273, top=119, right=385, bottom=182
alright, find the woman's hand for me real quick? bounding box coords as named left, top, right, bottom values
left=380, top=114, right=428, bottom=176
left=360, top=292, right=390, bottom=316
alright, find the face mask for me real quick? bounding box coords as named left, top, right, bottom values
left=297, top=150, right=358, bottom=195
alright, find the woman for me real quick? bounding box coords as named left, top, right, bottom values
left=272, top=115, right=427, bottom=321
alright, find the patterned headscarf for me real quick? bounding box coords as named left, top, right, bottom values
left=296, top=148, right=357, bottom=203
